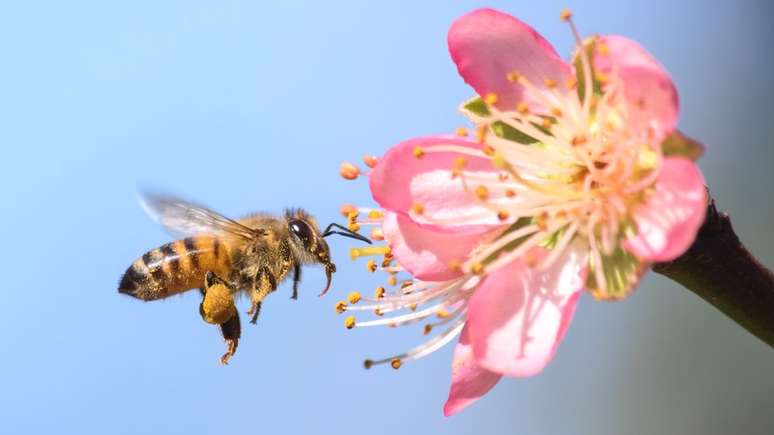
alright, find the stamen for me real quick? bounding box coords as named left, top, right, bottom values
left=363, top=154, right=378, bottom=168
left=340, top=204, right=357, bottom=217
left=455, top=127, right=469, bottom=137
left=412, top=147, right=425, bottom=158
left=370, top=227, right=384, bottom=241
left=411, top=203, right=425, bottom=215
left=344, top=316, right=356, bottom=329
left=348, top=292, right=362, bottom=304
left=366, top=259, right=377, bottom=272
left=335, top=301, right=347, bottom=314
left=339, top=162, right=361, bottom=180
left=350, top=246, right=391, bottom=260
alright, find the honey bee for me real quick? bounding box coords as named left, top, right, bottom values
left=118, top=193, right=370, bottom=364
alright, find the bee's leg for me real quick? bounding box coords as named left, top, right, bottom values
left=218, top=311, right=241, bottom=365
left=291, top=264, right=301, bottom=300
left=248, top=266, right=276, bottom=324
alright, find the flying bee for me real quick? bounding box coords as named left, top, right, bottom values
left=118, top=193, right=370, bottom=364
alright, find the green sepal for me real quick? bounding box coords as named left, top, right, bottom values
left=460, top=97, right=490, bottom=120
left=661, top=130, right=705, bottom=161
left=482, top=217, right=533, bottom=266
left=491, top=121, right=538, bottom=144
left=585, top=245, right=645, bottom=299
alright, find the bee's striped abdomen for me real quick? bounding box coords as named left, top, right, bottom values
left=118, top=235, right=232, bottom=301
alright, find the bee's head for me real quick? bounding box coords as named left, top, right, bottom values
left=286, top=209, right=336, bottom=296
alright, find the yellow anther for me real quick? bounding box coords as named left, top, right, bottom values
left=475, top=125, right=488, bottom=144
left=544, top=78, right=558, bottom=89
left=571, top=136, right=587, bottom=146
left=542, top=117, right=553, bottom=130
left=366, top=259, right=377, bottom=273
left=411, top=202, right=425, bottom=215
left=497, top=210, right=510, bottom=221
left=536, top=212, right=549, bottom=230
left=339, top=162, right=360, bottom=180
left=344, top=316, right=356, bottom=329
left=451, top=156, right=467, bottom=178
left=594, top=71, right=610, bottom=85
left=471, top=262, right=485, bottom=275
left=516, top=102, right=530, bottom=115
left=367, top=210, right=384, bottom=219
left=347, top=210, right=359, bottom=221
left=484, top=92, right=499, bottom=105
left=339, top=204, right=357, bottom=217
left=387, top=274, right=397, bottom=286
left=423, top=324, right=433, bottom=335
left=363, top=359, right=374, bottom=369
left=412, top=146, right=425, bottom=158
left=347, top=291, right=362, bottom=304
left=505, top=189, right=517, bottom=198
left=565, top=77, right=578, bottom=90
left=550, top=107, right=563, bottom=117
left=498, top=172, right=509, bottom=182
left=374, top=286, right=386, bottom=299
left=348, top=222, right=361, bottom=233
left=350, top=245, right=391, bottom=260
left=560, top=9, right=573, bottom=21
left=447, top=258, right=462, bottom=272
left=335, top=301, right=348, bottom=314
left=436, top=309, right=450, bottom=319
left=474, top=185, right=489, bottom=201
left=596, top=43, right=609, bottom=56
left=370, top=227, right=385, bottom=241
left=390, top=358, right=402, bottom=370
left=363, top=154, right=378, bottom=168
left=373, top=308, right=384, bottom=317
left=454, top=127, right=469, bottom=137
left=506, top=71, right=521, bottom=83
left=482, top=144, right=495, bottom=156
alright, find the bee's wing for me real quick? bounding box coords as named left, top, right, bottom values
left=139, top=192, right=259, bottom=241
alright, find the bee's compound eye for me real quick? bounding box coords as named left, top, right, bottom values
left=289, top=219, right=313, bottom=246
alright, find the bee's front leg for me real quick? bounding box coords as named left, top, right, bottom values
left=199, top=271, right=241, bottom=364
left=248, top=266, right=277, bottom=324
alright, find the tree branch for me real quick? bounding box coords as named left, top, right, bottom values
left=653, top=197, right=774, bottom=347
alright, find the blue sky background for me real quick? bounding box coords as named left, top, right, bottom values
left=1, top=1, right=773, bottom=434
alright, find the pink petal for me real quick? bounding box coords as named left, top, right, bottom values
left=448, top=8, right=572, bottom=109
left=382, top=212, right=498, bottom=281
left=594, top=35, right=679, bottom=141
left=443, top=325, right=502, bottom=416
left=624, top=158, right=706, bottom=262
left=467, top=244, right=587, bottom=376
left=369, top=135, right=506, bottom=229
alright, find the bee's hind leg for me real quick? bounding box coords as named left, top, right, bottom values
left=199, top=271, right=241, bottom=364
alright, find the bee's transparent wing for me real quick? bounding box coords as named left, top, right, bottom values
left=139, top=192, right=259, bottom=240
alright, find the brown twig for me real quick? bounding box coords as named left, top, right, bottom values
left=653, top=197, right=774, bottom=347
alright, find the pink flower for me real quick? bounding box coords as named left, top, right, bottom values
left=338, top=8, right=707, bottom=416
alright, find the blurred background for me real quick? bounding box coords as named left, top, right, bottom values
left=1, top=0, right=772, bottom=434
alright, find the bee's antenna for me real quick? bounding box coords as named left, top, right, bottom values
left=321, top=223, right=372, bottom=244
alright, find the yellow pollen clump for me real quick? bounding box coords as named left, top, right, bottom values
left=367, top=210, right=384, bottom=219
left=505, top=189, right=517, bottom=198
left=347, top=291, right=362, bottom=304
left=339, top=204, right=357, bottom=217
left=544, top=78, right=558, bottom=88
left=370, top=227, right=384, bottom=241
left=387, top=274, right=397, bottom=286
left=339, top=162, right=360, bottom=180
left=363, top=154, right=378, bottom=168
left=560, top=8, right=573, bottom=21
left=344, top=316, right=356, bottom=329
left=390, top=358, right=402, bottom=370
left=475, top=125, right=488, bottom=144
left=497, top=210, right=510, bottom=221
left=436, top=309, right=450, bottom=319
left=366, top=259, right=377, bottom=273
left=550, top=107, right=563, bottom=117
left=411, top=202, right=425, bottom=215
left=374, top=286, right=386, bottom=299
left=423, top=324, right=433, bottom=335
left=348, top=222, right=361, bottom=233
left=335, top=301, right=347, bottom=314
left=471, top=262, right=485, bottom=275
left=516, top=102, right=530, bottom=115
left=506, top=71, right=521, bottom=83
left=454, top=127, right=469, bottom=137
left=474, top=185, right=489, bottom=201
left=484, top=92, right=499, bottom=105
left=363, top=359, right=374, bottom=369
left=412, top=146, right=425, bottom=158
